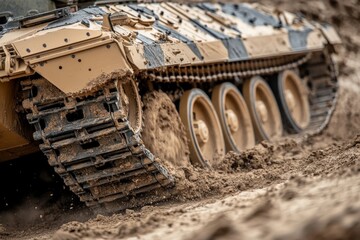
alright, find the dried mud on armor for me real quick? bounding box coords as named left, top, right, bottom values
left=0, top=0, right=360, bottom=239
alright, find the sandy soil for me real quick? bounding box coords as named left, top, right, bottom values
left=0, top=1, right=359, bottom=240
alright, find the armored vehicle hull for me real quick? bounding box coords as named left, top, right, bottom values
left=0, top=1, right=341, bottom=211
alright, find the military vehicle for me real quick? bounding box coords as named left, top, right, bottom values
left=0, top=0, right=341, bottom=211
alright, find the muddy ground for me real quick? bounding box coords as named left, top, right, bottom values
left=0, top=0, right=360, bottom=239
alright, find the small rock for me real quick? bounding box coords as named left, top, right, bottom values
left=125, top=209, right=135, bottom=215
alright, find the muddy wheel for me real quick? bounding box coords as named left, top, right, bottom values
left=212, top=83, right=255, bottom=152
left=273, top=70, right=310, bottom=133
left=142, top=91, right=189, bottom=168
left=179, top=89, right=225, bottom=167
left=117, top=79, right=142, bottom=133
left=243, top=76, right=283, bottom=141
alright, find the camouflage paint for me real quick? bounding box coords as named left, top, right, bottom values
left=0, top=2, right=341, bottom=86
left=222, top=38, right=249, bottom=61
left=288, top=28, right=313, bottom=51
left=221, top=3, right=280, bottom=27
left=143, top=44, right=165, bottom=68
left=44, top=7, right=105, bottom=29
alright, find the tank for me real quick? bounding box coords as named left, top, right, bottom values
left=0, top=0, right=341, bottom=211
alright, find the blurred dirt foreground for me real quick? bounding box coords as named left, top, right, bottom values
left=1, top=0, right=360, bottom=239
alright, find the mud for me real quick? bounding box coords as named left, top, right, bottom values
left=50, top=135, right=360, bottom=240
left=1, top=1, right=360, bottom=240
left=68, top=69, right=133, bottom=97
left=142, top=91, right=190, bottom=168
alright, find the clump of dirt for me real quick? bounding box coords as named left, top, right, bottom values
left=142, top=91, right=190, bottom=169
left=70, top=69, right=133, bottom=97
left=216, top=140, right=303, bottom=172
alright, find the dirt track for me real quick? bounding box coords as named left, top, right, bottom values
left=0, top=1, right=360, bottom=239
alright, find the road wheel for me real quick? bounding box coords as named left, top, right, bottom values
left=273, top=70, right=310, bottom=133
left=118, top=78, right=142, bottom=134
left=243, top=76, right=283, bottom=141
left=180, top=89, right=225, bottom=167
left=212, top=83, right=255, bottom=152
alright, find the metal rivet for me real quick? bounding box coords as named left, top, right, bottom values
left=43, top=43, right=47, bottom=48
left=71, top=54, right=75, bottom=58
left=64, top=38, right=68, bottom=42
left=78, top=59, right=82, bottom=62
left=106, top=44, right=111, bottom=49
left=86, top=32, right=90, bottom=36
left=88, top=68, right=92, bottom=71
left=59, top=66, right=63, bottom=70
left=26, top=48, right=31, bottom=53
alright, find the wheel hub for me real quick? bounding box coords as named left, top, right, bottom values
left=193, top=120, right=209, bottom=144
left=225, top=109, right=239, bottom=132
left=285, top=89, right=296, bottom=113
left=256, top=100, right=268, bottom=123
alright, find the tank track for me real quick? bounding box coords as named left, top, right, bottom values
left=20, top=50, right=337, bottom=211
left=302, top=51, right=338, bottom=134
left=21, top=79, right=174, bottom=211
